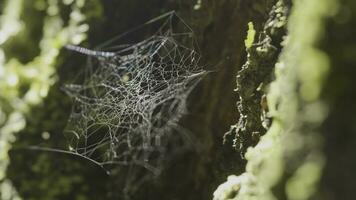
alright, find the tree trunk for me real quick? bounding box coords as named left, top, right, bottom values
left=2, top=0, right=355, bottom=200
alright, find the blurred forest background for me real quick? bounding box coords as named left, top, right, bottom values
left=0, top=0, right=355, bottom=200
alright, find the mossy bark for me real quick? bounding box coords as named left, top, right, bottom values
left=5, top=0, right=356, bottom=200
left=6, top=1, right=278, bottom=200
left=214, top=0, right=356, bottom=200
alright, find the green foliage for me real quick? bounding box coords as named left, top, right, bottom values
left=8, top=85, right=108, bottom=200
left=0, top=0, right=102, bottom=198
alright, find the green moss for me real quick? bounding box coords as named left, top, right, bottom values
left=244, top=22, right=256, bottom=49
left=214, top=0, right=338, bottom=200
left=224, top=0, right=289, bottom=157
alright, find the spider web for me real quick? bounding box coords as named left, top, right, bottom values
left=62, top=12, right=205, bottom=178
